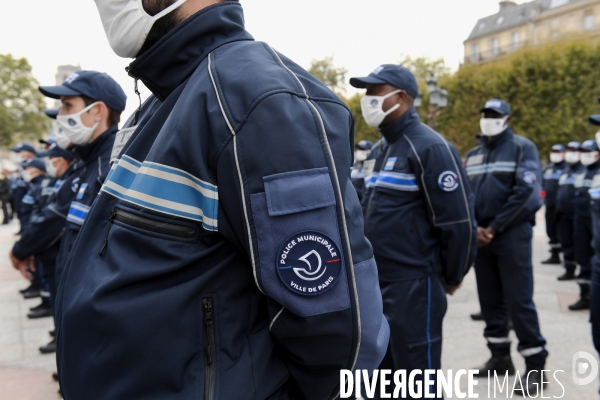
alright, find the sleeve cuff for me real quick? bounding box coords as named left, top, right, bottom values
left=12, top=242, right=29, bottom=261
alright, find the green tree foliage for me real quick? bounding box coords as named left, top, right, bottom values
left=0, top=54, right=48, bottom=147
left=439, top=39, right=600, bottom=156
left=399, top=55, right=451, bottom=83
left=308, top=56, right=348, bottom=96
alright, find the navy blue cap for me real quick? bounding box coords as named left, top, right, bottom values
left=39, top=70, right=127, bottom=113
left=350, top=65, right=419, bottom=98
left=581, top=139, right=599, bottom=152
left=10, top=143, right=37, bottom=154
left=551, top=144, right=566, bottom=152
left=567, top=141, right=581, bottom=150
left=37, top=143, right=76, bottom=161
left=357, top=140, right=373, bottom=150
left=589, top=114, right=600, bottom=126
left=43, top=108, right=59, bottom=120
left=480, top=99, right=511, bottom=115
left=21, top=158, right=46, bottom=172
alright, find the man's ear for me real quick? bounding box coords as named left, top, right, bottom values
left=506, top=116, right=511, bottom=124
left=93, top=101, right=109, bottom=123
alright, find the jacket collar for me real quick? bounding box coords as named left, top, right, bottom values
left=379, top=108, right=421, bottom=144
left=30, top=175, right=45, bottom=185
left=72, top=126, right=117, bottom=164
left=478, top=126, right=514, bottom=148
left=127, top=2, right=253, bottom=101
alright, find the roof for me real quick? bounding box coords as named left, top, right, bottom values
left=466, top=0, right=585, bottom=41
left=467, top=1, right=537, bottom=41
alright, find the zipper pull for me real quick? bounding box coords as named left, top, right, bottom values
left=203, top=298, right=213, bottom=365
left=132, top=78, right=142, bottom=126
left=98, top=209, right=117, bottom=256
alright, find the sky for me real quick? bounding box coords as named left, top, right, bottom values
left=0, top=0, right=514, bottom=121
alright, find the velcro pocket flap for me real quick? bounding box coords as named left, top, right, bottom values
left=264, top=167, right=335, bottom=217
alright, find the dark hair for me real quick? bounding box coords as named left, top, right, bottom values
left=80, top=95, right=121, bottom=127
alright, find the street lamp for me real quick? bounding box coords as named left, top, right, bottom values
left=416, top=72, right=449, bottom=128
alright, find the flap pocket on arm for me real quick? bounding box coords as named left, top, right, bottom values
left=250, top=167, right=350, bottom=317
left=264, top=168, right=335, bottom=216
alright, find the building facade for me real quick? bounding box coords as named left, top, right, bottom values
left=464, top=0, right=600, bottom=64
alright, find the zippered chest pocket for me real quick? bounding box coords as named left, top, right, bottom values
left=99, top=205, right=198, bottom=256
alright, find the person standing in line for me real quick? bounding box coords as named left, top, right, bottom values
left=466, top=99, right=547, bottom=393
left=556, top=142, right=585, bottom=281
left=355, top=64, right=477, bottom=398
left=570, top=139, right=600, bottom=311
left=541, top=144, right=568, bottom=265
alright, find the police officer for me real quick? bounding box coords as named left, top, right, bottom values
left=55, top=1, right=388, bottom=399
left=9, top=143, right=37, bottom=236
left=466, top=99, right=547, bottom=391
left=353, top=64, right=477, bottom=398
left=9, top=144, right=79, bottom=353
left=556, top=142, right=584, bottom=281
left=36, top=70, right=126, bottom=289
left=541, top=144, right=567, bottom=264
left=351, top=139, right=373, bottom=202
left=571, top=139, right=600, bottom=311
left=587, top=114, right=600, bottom=389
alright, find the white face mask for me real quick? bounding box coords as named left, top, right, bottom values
left=44, top=158, right=60, bottom=178
left=95, top=0, right=188, bottom=58
left=21, top=169, right=33, bottom=183
left=53, top=124, right=72, bottom=149
left=12, top=153, right=23, bottom=164
left=596, top=131, right=600, bottom=149
left=565, top=151, right=580, bottom=165
left=361, top=90, right=402, bottom=128
left=480, top=116, right=509, bottom=137
left=57, top=102, right=99, bottom=145
left=581, top=152, right=599, bottom=166
left=549, top=153, right=564, bottom=164
left=355, top=150, right=369, bottom=163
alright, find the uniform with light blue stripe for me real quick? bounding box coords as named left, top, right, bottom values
left=466, top=161, right=517, bottom=176
left=22, top=195, right=34, bottom=205
left=67, top=202, right=91, bottom=225
left=374, top=171, right=419, bottom=192
left=101, top=155, right=219, bottom=231
left=543, top=169, right=563, bottom=180
left=365, top=172, right=379, bottom=189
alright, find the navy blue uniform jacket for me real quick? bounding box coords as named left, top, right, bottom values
left=574, top=161, right=600, bottom=218
left=543, top=160, right=567, bottom=207
left=556, top=162, right=584, bottom=217
left=54, top=127, right=116, bottom=284
left=55, top=4, right=388, bottom=400
left=362, top=110, right=477, bottom=285
left=19, top=175, right=45, bottom=233
left=12, top=162, right=83, bottom=267
left=465, top=128, right=543, bottom=233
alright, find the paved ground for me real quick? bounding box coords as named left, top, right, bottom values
left=0, top=211, right=599, bottom=399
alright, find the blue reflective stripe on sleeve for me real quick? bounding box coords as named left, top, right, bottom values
left=67, top=202, right=91, bottom=225
left=364, top=172, right=379, bottom=189
left=101, top=155, right=219, bottom=231
left=22, top=195, right=34, bottom=204
left=374, top=171, right=419, bottom=192
left=466, top=161, right=517, bottom=176
left=590, top=187, right=600, bottom=199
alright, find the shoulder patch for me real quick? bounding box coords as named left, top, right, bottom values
left=277, top=231, right=341, bottom=296
left=438, top=171, right=460, bottom=192
left=522, top=171, right=537, bottom=185
left=383, top=157, right=397, bottom=171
